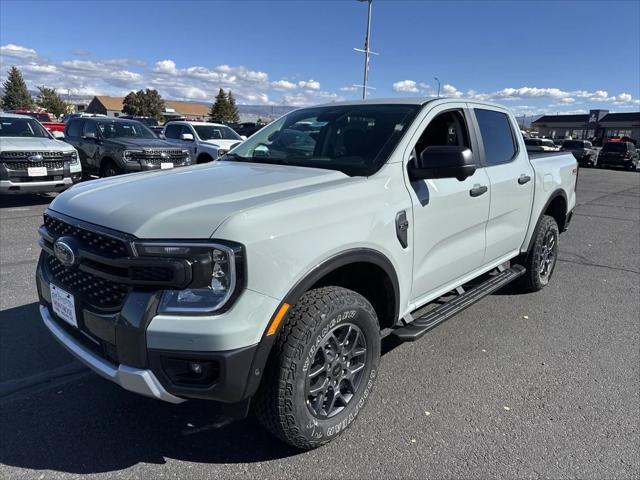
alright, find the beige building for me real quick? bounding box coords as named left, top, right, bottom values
left=85, top=95, right=210, bottom=120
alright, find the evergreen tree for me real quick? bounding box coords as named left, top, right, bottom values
left=209, top=88, right=228, bottom=123
left=122, top=91, right=142, bottom=116
left=227, top=91, right=240, bottom=123
left=122, top=89, right=165, bottom=120
left=37, top=86, right=69, bottom=118
left=1, top=66, right=34, bottom=110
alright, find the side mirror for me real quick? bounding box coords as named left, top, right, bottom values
left=83, top=132, right=97, bottom=140
left=240, top=135, right=247, bottom=141
left=180, top=133, right=194, bottom=141
left=409, top=145, right=476, bottom=181
left=51, top=131, right=65, bottom=140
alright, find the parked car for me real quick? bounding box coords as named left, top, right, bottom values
left=148, top=125, right=165, bottom=138
left=597, top=141, right=639, bottom=170
left=64, top=117, right=191, bottom=177
left=0, top=113, right=81, bottom=194
left=561, top=139, right=598, bottom=167
left=163, top=121, right=244, bottom=163
left=119, top=115, right=159, bottom=127
left=37, top=98, right=577, bottom=449
left=524, top=137, right=559, bottom=152
left=61, top=113, right=106, bottom=123
left=8, top=110, right=66, bottom=134
left=233, top=121, right=267, bottom=137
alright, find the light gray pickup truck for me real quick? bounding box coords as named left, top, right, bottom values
left=37, top=98, right=577, bottom=449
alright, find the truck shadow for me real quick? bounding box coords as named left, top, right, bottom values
left=0, top=193, right=56, bottom=208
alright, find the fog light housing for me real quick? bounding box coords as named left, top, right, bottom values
left=162, top=357, right=220, bottom=387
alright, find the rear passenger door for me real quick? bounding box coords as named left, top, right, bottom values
left=472, top=107, right=534, bottom=263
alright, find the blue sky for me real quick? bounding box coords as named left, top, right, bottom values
left=1, top=0, right=638, bottom=115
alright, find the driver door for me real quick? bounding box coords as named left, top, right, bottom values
left=405, top=103, right=491, bottom=305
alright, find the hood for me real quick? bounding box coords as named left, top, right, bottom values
left=0, top=136, right=75, bottom=152
left=103, top=137, right=180, bottom=149
left=49, top=161, right=352, bottom=239
left=202, top=139, right=243, bottom=150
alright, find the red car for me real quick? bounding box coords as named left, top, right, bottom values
left=11, top=110, right=65, bottom=133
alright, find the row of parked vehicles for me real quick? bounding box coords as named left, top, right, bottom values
left=0, top=112, right=252, bottom=195
left=525, top=137, right=638, bottom=170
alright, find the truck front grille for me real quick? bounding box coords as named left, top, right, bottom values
left=3, top=160, right=66, bottom=169
left=0, top=151, right=73, bottom=160
left=44, top=214, right=129, bottom=257
left=130, top=149, right=189, bottom=164
left=47, top=255, right=129, bottom=308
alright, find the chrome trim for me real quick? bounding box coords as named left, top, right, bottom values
left=40, top=305, right=185, bottom=404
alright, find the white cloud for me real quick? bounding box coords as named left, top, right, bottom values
left=298, top=79, right=320, bottom=90
left=441, top=84, right=463, bottom=98
left=392, top=80, right=419, bottom=93
left=339, top=86, right=359, bottom=92
left=154, top=59, right=177, bottom=74
left=0, top=43, right=38, bottom=59
left=271, top=79, right=297, bottom=90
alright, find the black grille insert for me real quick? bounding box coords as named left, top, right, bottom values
left=44, top=214, right=129, bottom=257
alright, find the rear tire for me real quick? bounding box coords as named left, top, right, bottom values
left=517, top=215, right=559, bottom=292
left=254, top=286, right=380, bottom=450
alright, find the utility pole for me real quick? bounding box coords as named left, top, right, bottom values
left=354, top=0, right=377, bottom=99
left=434, top=77, right=441, bottom=98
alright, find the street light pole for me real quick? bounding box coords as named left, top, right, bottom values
left=434, top=77, right=441, bottom=98
left=354, top=0, right=377, bottom=100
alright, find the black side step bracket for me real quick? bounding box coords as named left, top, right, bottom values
left=392, top=265, right=526, bottom=342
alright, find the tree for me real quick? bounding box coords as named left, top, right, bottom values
left=37, top=86, right=69, bottom=118
left=227, top=91, right=240, bottom=123
left=122, top=89, right=165, bottom=120
left=1, top=66, right=34, bottom=110
left=209, top=88, right=228, bottom=123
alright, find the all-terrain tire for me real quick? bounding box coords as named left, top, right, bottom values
left=516, top=215, right=560, bottom=292
left=99, top=159, right=123, bottom=177
left=254, top=286, right=380, bottom=450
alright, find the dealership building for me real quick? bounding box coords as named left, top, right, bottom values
left=532, top=109, right=640, bottom=142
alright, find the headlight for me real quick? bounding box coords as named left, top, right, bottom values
left=123, top=150, right=143, bottom=162
left=181, top=149, right=191, bottom=163
left=133, top=241, right=242, bottom=314
left=70, top=150, right=79, bottom=165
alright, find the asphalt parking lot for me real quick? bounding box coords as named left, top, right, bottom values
left=0, top=168, right=638, bottom=479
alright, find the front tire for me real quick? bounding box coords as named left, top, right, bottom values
left=99, top=160, right=123, bottom=177
left=254, top=286, right=380, bottom=449
left=517, top=215, right=559, bottom=292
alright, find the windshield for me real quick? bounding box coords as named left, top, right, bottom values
left=563, top=140, right=585, bottom=149
left=224, top=104, right=420, bottom=176
left=0, top=117, right=51, bottom=138
left=602, top=142, right=626, bottom=152
left=194, top=125, right=241, bottom=141
left=95, top=120, right=156, bottom=139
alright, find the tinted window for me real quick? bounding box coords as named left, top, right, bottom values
left=414, top=110, right=471, bottom=160
left=602, top=142, right=626, bottom=152
left=0, top=117, right=50, bottom=138
left=83, top=121, right=99, bottom=136
left=525, top=138, right=542, bottom=146
left=66, top=119, right=82, bottom=138
left=164, top=124, right=181, bottom=139
left=194, top=125, right=241, bottom=141
left=475, top=109, right=517, bottom=165
left=563, top=140, right=585, bottom=149
left=228, top=104, right=420, bottom=176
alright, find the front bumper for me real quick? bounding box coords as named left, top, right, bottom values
left=36, top=252, right=274, bottom=404
left=40, top=305, right=184, bottom=403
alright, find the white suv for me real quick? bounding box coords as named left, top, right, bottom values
left=163, top=121, right=245, bottom=163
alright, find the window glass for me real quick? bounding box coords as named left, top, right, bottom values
left=227, top=104, right=420, bottom=176
left=95, top=120, right=155, bottom=139
left=474, top=109, right=517, bottom=165
left=83, top=121, right=99, bottom=136
left=164, top=124, right=181, bottom=139
left=414, top=110, right=470, bottom=159
left=66, top=119, right=82, bottom=138
left=194, top=125, right=242, bottom=141
left=0, top=116, right=50, bottom=138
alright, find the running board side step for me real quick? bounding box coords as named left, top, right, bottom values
left=392, top=265, right=526, bottom=342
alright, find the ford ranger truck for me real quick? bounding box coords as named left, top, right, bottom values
left=36, top=98, right=577, bottom=449
left=1, top=113, right=81, bottom=195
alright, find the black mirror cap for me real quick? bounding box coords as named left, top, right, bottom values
left=409, top=145, right=476, bottom=182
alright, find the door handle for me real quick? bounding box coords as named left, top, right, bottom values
left=469, top=185, right=488, bottom=197
left=518, top=175, right=531, bottom=185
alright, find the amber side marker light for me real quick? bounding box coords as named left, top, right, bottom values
left=266, top=303, right=290, bottom=336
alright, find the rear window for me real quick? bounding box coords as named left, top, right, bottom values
left=525, top=138, right=542, bottom=146
left=602, top=142, right=626, bottom=152
left=562, top=140, right=584, bottom=149
left=474, top=109, right=517, bottom=165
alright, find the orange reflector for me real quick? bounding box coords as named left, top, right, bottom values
left=266, top=303, right=290, bottom=336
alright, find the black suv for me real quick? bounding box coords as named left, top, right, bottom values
left=560, top=140, right=598, bottom=167
left=597, top=141, right=639, bottom=170
left=64, top=117, right=191, bottom=177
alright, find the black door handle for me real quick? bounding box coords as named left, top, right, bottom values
left=518, top=175, right=531, bottom=185
left=469, top=185, right=488, bottom=197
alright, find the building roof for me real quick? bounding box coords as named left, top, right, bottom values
left=532, top=114, right=589, bottom=124
left=91, top=96, right=210, bottom=117
left=599, top=112, right=640, bottom=123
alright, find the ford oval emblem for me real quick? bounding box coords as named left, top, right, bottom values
left=53, top=237, right=77, bottom=267
left=28, top=154, right=44, bottom=164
